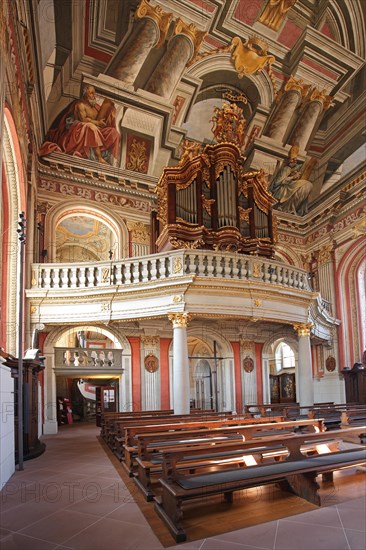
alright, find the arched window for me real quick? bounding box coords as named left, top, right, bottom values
left=275, top=342, right=295, bottom=372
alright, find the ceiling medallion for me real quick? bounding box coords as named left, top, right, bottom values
left=144, top=353, right=159, bottom=373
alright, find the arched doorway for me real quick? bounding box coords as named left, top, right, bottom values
left=42, top=325, right=131, bottom=434
left=262, top=336, right=298, bottom=405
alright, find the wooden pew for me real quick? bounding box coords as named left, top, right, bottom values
left=101, top=409, right=219, bottom=441
left=133, top=418, right=325, bottom=501
left=120, top=415, right=285, bottom=470
left=154, top=426, right=366, bottom=542
left=106, top=412, right=235, bottom=452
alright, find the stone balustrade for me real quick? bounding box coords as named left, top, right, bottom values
left=54, top=347, right=123, bottom=371
left=31, top=250, right=311, bottom=292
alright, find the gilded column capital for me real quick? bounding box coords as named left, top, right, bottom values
left=284, top=76, right=310, bottom=97
left=304, top=86, right=334, bottom=111
left=172, top=18, right=207, bottom=60
left=293, top=322, right=313, bottom=337
left=168, top=312, right=192, bottom=328
left=317, top=244, right=333, bottom=265
left=135, top=0, right=173, bottom=48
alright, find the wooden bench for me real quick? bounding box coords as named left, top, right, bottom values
left=133, top=419, right=325, bottom=500
left=106, top=412, right=235, bottom=453
left=101, top=409, right=219, bottom=441
left=154, top=426, right=366, bottom=542
left=120, top=415, right=285, bottom=472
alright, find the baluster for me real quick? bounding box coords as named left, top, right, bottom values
left=59, top=268, right=67, bottom=288
left=115, top=263, right=123, bottom=285
left=123, top=263, right=131, bottom=284
left=44, top=267, right=51, bottom=289
left=288, top=269, right=294, bottom=287
left=201, top=255, right=208, bottom=276
left=223, top=256, right=231, bottom=278
left=79, top=267, right=86, bottom=288
left=37, top=266, right=43, bottom=288
left=242, top=260, right=249, bottom=279
left=207, top=255, right=214, bottom=277
left=283, top=268, right=289, bottom=285
left=232, top=258, right=239, bottom=278
left=108, top=351, right=115, bottom=368
left=141, top=260, right=149, bottom=282
left=186, top=254, right=195, bottom=275
left=69, top=267, right=77, bottom=288
left=150, top=259, right=157, bottom=280
left=49, top=269, right=54, bottom=288
left=236, top=258, right=242, bottom=279
left=155, top=259, right=161, bottom=279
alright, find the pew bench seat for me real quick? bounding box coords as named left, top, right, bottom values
left=134, top=437, right=341, bottom=501
left=154, top=428, right=366, bottom=542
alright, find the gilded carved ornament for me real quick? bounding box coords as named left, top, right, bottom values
left=172, top=18, right=207, bottom=60
left=238, top=207, right=252, bottom=224
left=126, top=138, right=149, bottom=173
left=170, top=237, right=204, bottom=250
left=168, top=312, right=192, bottom=328
left=141, top=336, right=160, bottom=347
left=230, top=35, right=275, bottom=79
left=172, top=295, right=183, bottom=303
left=135, top=0, right=173, bottom=48
left=172, top=257, right=183, bottom=273
left=271, top=214, right=279, bottom=243
left=127, top=221, right=150, bottom=244
left=201, top=195, right=215, bottom=216
left=240, top=339, right=254, bottom=352
left=252, top=263, right=262, bottom=278
left=317, top=244, right=333, bottom=265
left=259, top=0, right=298, bottom=32
left=293, top=322, right=313, bottom=336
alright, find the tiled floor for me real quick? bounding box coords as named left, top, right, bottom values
left=0, top=423, right=365, bottom=550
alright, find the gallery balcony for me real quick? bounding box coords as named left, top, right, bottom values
left=27, top=249, right=320, bottom=328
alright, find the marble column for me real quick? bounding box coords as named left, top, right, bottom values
left=106, top=0, right=173, bottom=85
left=291, top=89, right=332, bottom=151
left=168, top=312, right=191, bottom=415
left=266, top=77, right=305, bottom=142
left=294, top=323, right=314, bottom=408
left=145, top=19, right=206, bottom=98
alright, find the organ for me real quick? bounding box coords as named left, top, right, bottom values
left=155, top=101, right=277, bottom=257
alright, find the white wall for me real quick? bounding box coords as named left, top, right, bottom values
left=0, top=364, right=15, bottom=489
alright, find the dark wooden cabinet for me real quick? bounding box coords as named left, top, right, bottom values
left=95, top=386, right=117, bottom=426
left=270, top=373, right=296, bottom=403
left=342, top=363, right=366, bottom=404
left=0, top=349, right=46, bottom=463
